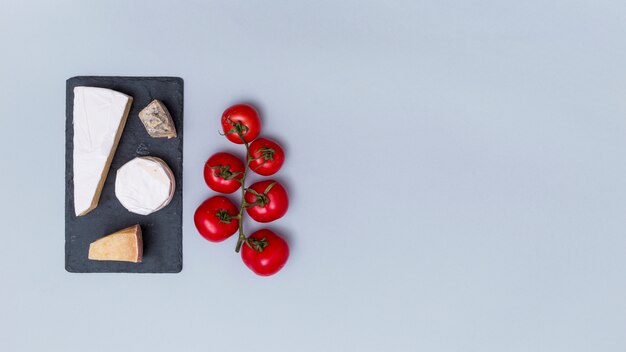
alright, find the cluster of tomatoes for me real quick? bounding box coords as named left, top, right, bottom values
left=194, top=104, right=290, bottom=276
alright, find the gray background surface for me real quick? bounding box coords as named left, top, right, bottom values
left=1, top=1, right=625, bottom=351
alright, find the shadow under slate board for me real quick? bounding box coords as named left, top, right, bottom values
left=65, top=76, right=183, bottom=273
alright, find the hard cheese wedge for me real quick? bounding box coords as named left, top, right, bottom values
left=88, top=224, right=143, bottom=263
left=73, top=86, right=133, bottom=216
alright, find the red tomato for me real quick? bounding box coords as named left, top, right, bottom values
left=204, top=152, right=244, bottom=193
left=241, top=229, right=289, bottom=276
left=248, top=138, right=285, bottom=176
left=194, top=196, right=239, bottom=242
left=244, top=180, right=288, bottom=223
left=221, top=104, right=261, bottom=144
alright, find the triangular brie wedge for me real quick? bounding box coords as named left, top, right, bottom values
left=73, top=86, right=133, bottom=216
left=88, top=224, right=143, bottom=263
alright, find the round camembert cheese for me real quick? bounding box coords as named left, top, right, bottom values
left=115, top=157, right=175, bottom=215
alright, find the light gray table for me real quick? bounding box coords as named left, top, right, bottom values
left=2, top=1, right=625, bottom=351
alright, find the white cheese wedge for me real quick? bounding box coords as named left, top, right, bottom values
left=73, top=87, right=133, bottom=216
left=88, top=224, right=143, bottom=263
left=115, top=157, right=175, bottom=215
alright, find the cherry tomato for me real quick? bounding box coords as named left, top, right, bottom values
left=245, top=180, right=288, bottom=223
left=248, top=138, right=285, bottom=176
left=194, top=196, right=239, bottom=242
left=204, top=152, right=244, bottom=194
left=241, top=229, right=289, bottom=276
left=221, top=104, right=261, bottom=144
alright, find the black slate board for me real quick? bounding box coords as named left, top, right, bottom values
left=65, top=76, right=183, bottom=273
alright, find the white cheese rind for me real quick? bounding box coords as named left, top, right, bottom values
left=115, top=157, right=175, bottom=215
left=147, top=157, right=176, bottom=211
left=73, top=87, right=132, bottom=216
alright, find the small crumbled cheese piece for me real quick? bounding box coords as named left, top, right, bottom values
left=115, top=157, right=176, bottom=215
left=138, top=100, right=177, bottom=139
left=73, top=87, right=133, bottom=216
left=88, top=224, right=143, bottom=263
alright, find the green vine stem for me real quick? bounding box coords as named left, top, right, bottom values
left=234, top=127, right=252, bottom=253
left=225, top=120, right=272, bottom=253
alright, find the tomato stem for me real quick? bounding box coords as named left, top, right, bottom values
left=234, top=129, right=251, bottom=253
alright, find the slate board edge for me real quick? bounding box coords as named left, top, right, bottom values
left=65, top=76, right=184, bottom=274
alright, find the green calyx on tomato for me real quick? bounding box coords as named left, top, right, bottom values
left=246, top=236, right=268, bottom=252
left=215, top=209, right=236, bottom=224
left=249, top=147, right=276, bottom=173
left=246, top=192, right=269, bottom=207
left=223, top=119, right=249, bottom=137
left=211, top=164, right=242, bottom=181
left=257, top=147, right=275, bottom=161
left=243, top=181, right=277, bottom=208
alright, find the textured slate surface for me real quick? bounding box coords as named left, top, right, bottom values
left=65, top=76, right=183, bottom=273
